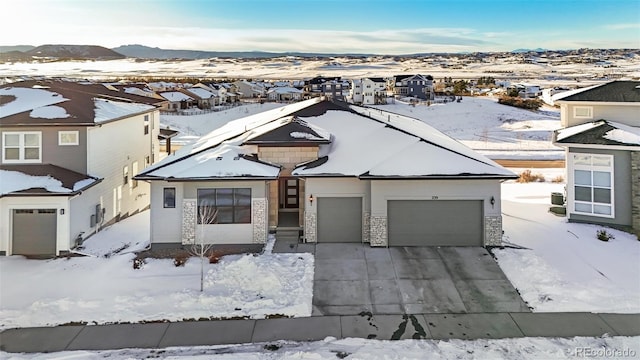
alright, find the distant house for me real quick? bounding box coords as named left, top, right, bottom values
left=306, top=77, right=344, bottom=100
left=350, top=79, right=363, bottom=104
left=233, top=80, right=266, bottom=99
left=135, top=98, right=515, bottom=250
left=158, top=91, right=195, bottom=111
left=0, top=80, right=163, bottom=256
left=181, top=87, right=218, bottom=109
left=392, top=74, right=434, bottom=100
left=361, top=78, right=387, bottom=105
left=509, top=83, right=541, bottom=99
left=553, top=81, right=640, bottom=235
left=267, top=86, right=303, bottom=102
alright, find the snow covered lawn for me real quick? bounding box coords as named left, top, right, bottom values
left=0, top=212, right=314, bottom=330
left=497, top=169, right=640, bottom=313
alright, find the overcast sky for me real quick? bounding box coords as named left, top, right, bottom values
left=5, top=0, right=640, bottom=54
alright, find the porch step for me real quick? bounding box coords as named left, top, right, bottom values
left=276, top=229, right=300, bottom=242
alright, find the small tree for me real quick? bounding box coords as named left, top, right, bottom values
left=190, top=202, right=218, bottom=292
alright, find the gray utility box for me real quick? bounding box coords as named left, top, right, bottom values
left=551, top=192, right=564, bottom=205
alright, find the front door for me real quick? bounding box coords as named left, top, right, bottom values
left=279, top=177, right=299, bottom=209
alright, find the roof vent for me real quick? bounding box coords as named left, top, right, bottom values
left=216, top=156, right=223, bottom=161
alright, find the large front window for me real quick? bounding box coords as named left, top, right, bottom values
left=197, top=188, right=251, bottom=224
left=2, top=132, right=41, bottom=163
left=572, top=153, right=614, bottom=217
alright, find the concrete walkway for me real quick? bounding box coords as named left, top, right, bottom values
left=2, top=313, right=639, bottom=353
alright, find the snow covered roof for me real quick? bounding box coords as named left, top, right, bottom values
left=135, top=144, right=280, bottom=180
left=554, top=120, right=640, bottom=147
left=139, top=98, right=515, bottom=181
left=0, top=164, right=100, bottom=197
left=186, top=87, right=217, bottom=99
left=293, top=107, right=515, bottom=178
left=555, top=81, right=640, bottom=103
left=159, top=91, right=194, bottom=102
left=267, top=87, right=303, bottom=94
left=0, top=80, right=161, bottom=126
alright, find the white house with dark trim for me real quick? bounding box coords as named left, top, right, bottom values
left=136, top=98, right=516, bottom=249
left=553, top=81, right=640, bottom=235
left=0, top=80, right=163, bottom=256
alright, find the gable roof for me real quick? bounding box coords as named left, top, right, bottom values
left=137, top=97, right=515, bottom=181
left=554, top=120, right=640, bottom=148
left=0, top=80, right=161, bottom=126
left=556, top=81, right=640, bottom=103
left=243, top=117, right=331, bottom=146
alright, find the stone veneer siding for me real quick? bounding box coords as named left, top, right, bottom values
left=252, top=199, right=267, bottom=243
left=362, top=212, right=371, bottom=243
left=181, top=199, right=196, bottom=244
left=304, top=211, right=317, bottom=242
left=484, top=215, right=503, bottom=246
left=370, top=215, right=387, bottom=246
left=632, top=151, right=640, bottom=235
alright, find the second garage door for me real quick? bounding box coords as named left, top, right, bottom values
left=317, top=197, right=362, bottom=243
left=388, top=200, right=483, bottom=246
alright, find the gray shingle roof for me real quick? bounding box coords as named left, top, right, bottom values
left=559, top=81, right=640, bottom=102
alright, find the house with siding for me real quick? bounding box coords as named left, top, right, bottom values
left=391, top=74, right=434, bottom=100
left=0, top=79, right=162, bottom=256
left=553, top=81, right=640, bottom=236
left=135, top=98, right=516, bottom=250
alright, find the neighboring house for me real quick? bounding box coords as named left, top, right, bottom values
left=361, top=77, right=387, bottom=105
left=391, top=74, right=434, bottom=100
left=135, top=98, right=516, bottom=250
left=553, top=81, right=640, bottom=235
left=158, top=91, right=195, bottom=111
left=0, top=80, right=162, bottom=256
left=181, top=87, right=219, bottom=109
left=266, top=87, right=303, bottom=102
left=233, top=81, right=265, bottom=99
left=350, top=79, right=363, bottom=104
left=306, top=77, right=344, bottom=100
left=509, top=83, right=541, bottom=99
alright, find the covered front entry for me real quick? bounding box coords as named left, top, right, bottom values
left=388, top=200, right=483, bottom=246
left=12, top=209, right=57, bottom=255
left=317, top=197, right=362, bottom=243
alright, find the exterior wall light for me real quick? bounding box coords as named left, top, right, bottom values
left=59, top=209, right=65, bottom=215
left=308, top=194, right=314, bottom=205
left=490, top=196, right=495, bottom=208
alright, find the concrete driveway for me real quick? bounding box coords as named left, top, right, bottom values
left=308, top=243, right=530, bottom=316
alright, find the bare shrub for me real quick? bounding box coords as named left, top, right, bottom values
left=517, top=169, right=545, bottom=183
left=551, top=175, right=565, bottom=183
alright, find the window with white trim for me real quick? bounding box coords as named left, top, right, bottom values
left=58, top=131, right=79, bottom=146
left=2, top=131, right=41, bottom=163
left=573, top=106, right=593, bottom=119
left=572, top=153, right=614, bottom=217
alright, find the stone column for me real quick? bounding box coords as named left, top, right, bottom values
left=484, top=216, right=503, bottom=246
left=304, top=211, right=317, bottom=243
left=181, top=199, right=196, bottom=245
left=370, top=215, right=387, bottom=246
left=252, top=198, right=267, bottom=244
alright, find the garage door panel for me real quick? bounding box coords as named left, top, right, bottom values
left=388, top=200, right=482, bottom=246
left=317, top=197, right=362, bottom=243
left=12, top=209, right=57, bottom=255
